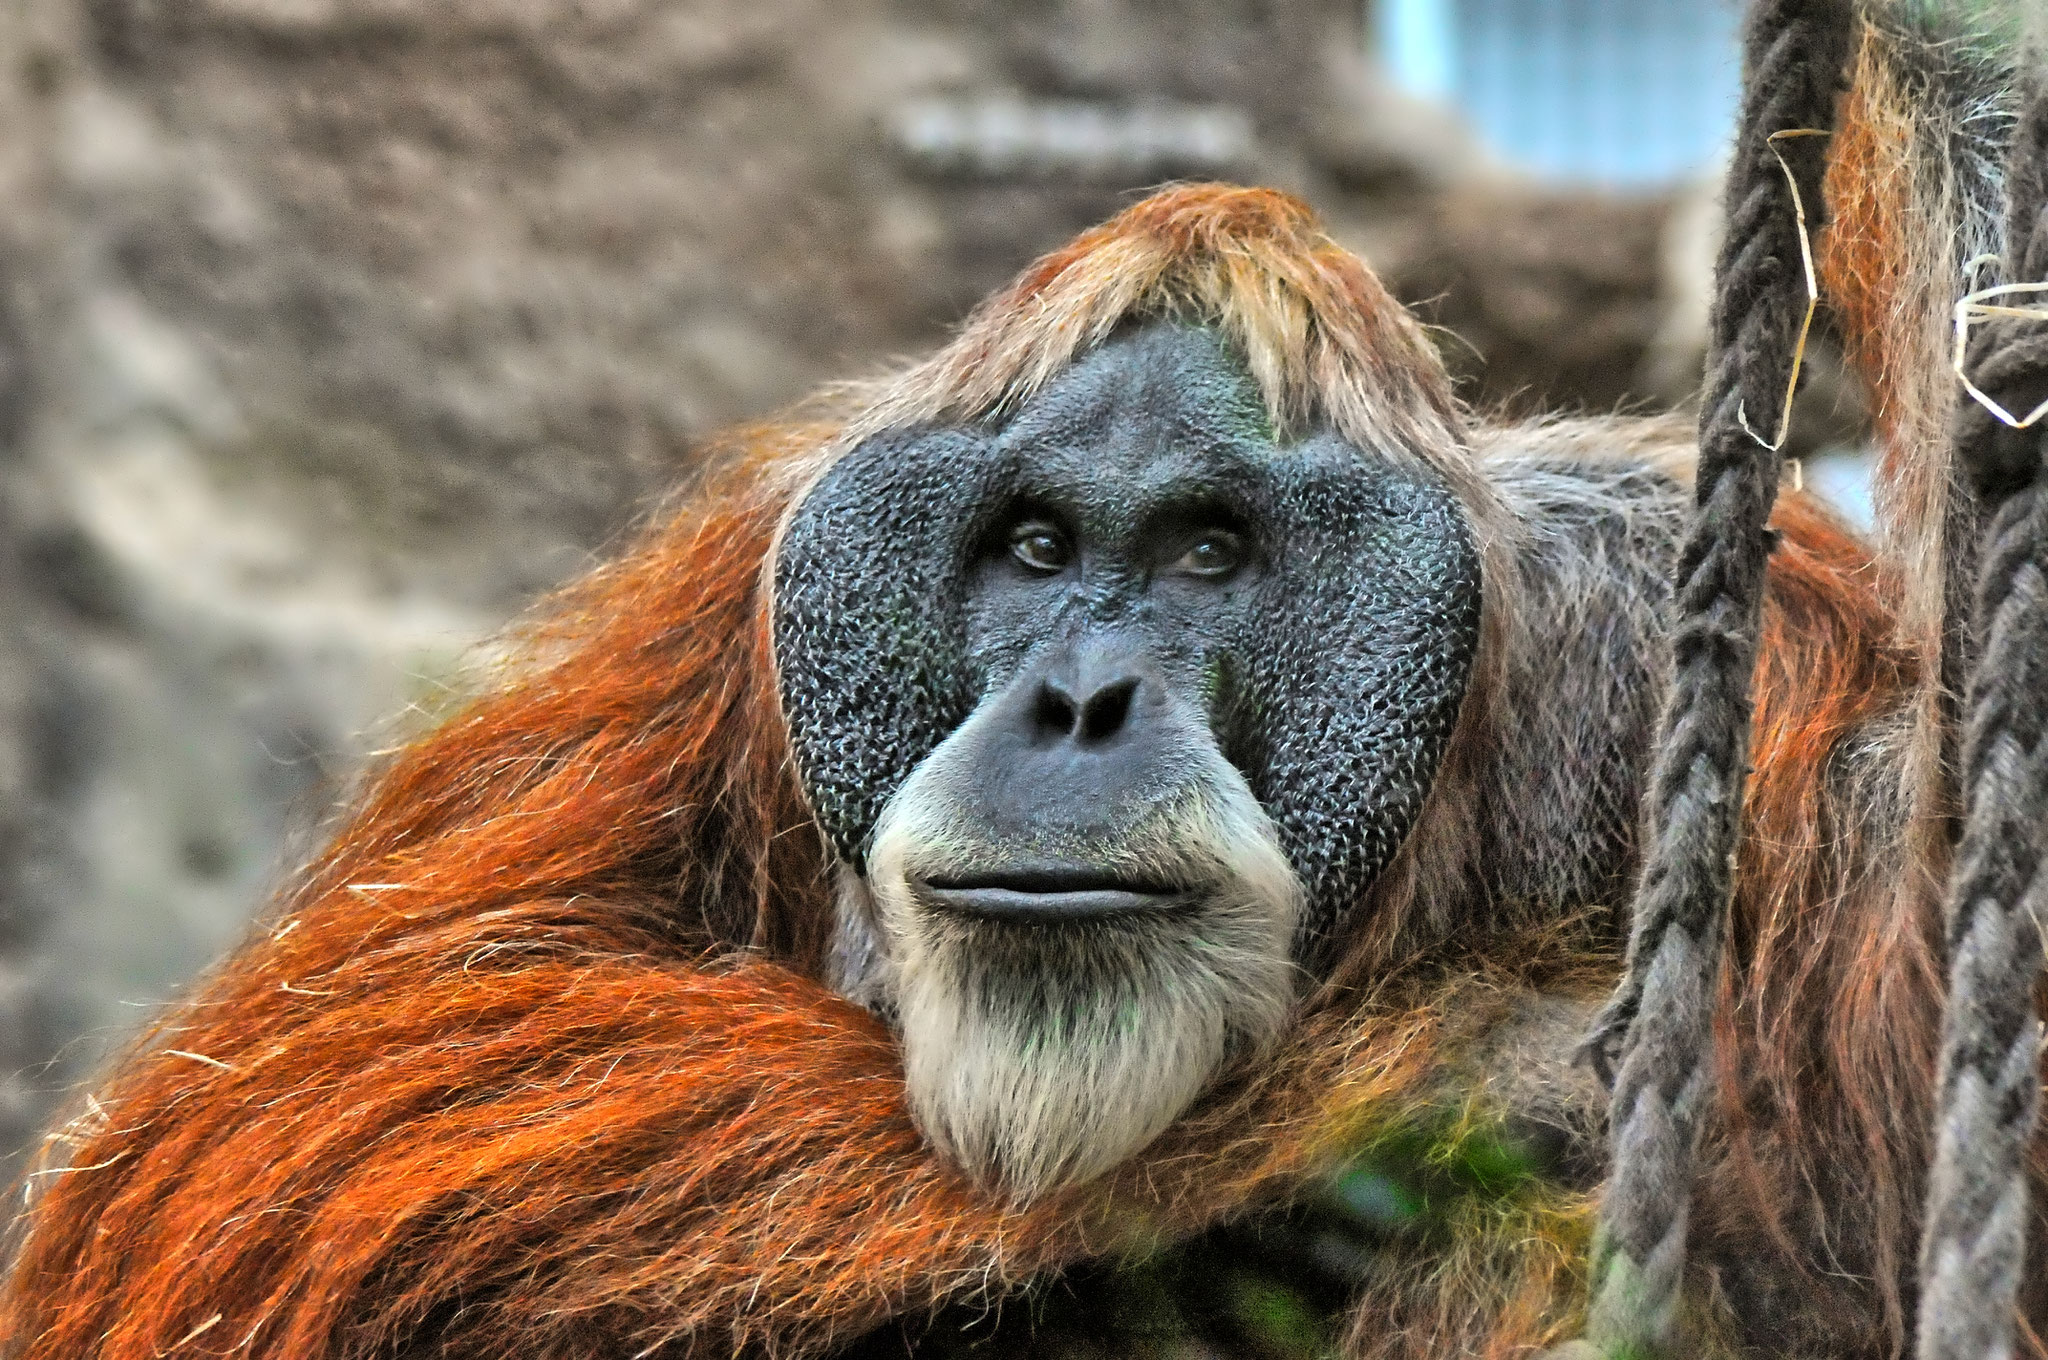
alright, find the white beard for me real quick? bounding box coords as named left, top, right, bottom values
left=848, top=743, right=1304, bottom=1201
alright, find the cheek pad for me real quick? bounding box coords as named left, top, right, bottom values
left=1241, top=433, right=1481, bottom=946
left=773, top=425, right=1483, bottom=940
left=773, top=428, right=995, bottom=870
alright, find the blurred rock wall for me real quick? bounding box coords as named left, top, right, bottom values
left=0, top=0, right=1708, bottom=1169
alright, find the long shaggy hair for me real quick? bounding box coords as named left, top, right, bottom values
left=0, top=173, right=1957, bottom=1360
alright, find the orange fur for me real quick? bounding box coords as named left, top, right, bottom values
left=1820, top=29, right=1918, bottom=446
left=1815, top=27, right=1984, bottom=949
left=0, top=443, right=1595, bottom=1358
left=1699, top=496, right=1932, bottom=1353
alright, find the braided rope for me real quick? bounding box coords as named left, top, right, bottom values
left=1568, top=2, right=1853, bottom=1353
left=1914, top=67, right=2048, bottom=1360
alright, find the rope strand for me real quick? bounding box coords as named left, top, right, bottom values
left=1914, top=63, right=2048, bottom=1360
left=1570, top=2, right=1853, bottom=1353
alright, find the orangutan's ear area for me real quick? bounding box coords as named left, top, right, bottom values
left=773, top=321, right=1482, bottom=1196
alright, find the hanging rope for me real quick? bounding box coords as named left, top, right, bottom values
left=1564, top=1, right=1853, bottom=1354
left=1914, top=63, right=2048, bottom=1360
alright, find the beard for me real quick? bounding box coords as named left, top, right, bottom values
left=853, top=763, right=1304, bottom=1201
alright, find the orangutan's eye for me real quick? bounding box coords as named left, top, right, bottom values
left=1172, top=531, right=1244, bottom=580
left=1010, top=521, right=1074, bottom=574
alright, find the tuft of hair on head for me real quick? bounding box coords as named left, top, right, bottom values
left=825, top=185, right=1481, bottom=501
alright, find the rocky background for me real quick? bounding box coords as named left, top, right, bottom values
left=0, top=0, right=1766, bottom=1174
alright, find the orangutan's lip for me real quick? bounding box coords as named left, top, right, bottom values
left=917, top=865, right=1188, bottom=922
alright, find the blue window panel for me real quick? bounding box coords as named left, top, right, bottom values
left=1378, top=0, right=1460, bottom=99
left=1375, top=0, right=1743, bottom=187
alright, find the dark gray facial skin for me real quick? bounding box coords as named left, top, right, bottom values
left=774, top=322, right=1482, bottom=965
